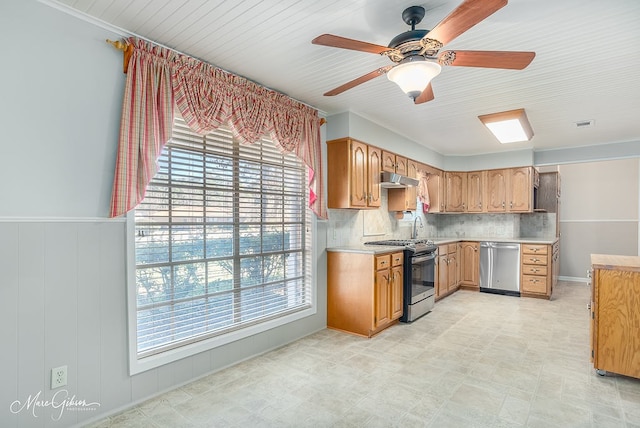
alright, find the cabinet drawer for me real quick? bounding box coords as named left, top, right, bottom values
left=522, top=265, right=548, bottom=276
left=522, top=275, right=547, bottom=294
left=376, top=254, right=391, bottom=270
left=447, top=243, right=458, bottom=254
left=391, top=252, right=403, bottom=267
left=522, top=244, right=548, bottom=255
left=522, top=254, right=548, bottom=266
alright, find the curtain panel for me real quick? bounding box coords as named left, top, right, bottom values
left=110, top=37, right=327, bottom=220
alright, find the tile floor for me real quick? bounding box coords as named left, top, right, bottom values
left=90, top=281, right=640, bottom=427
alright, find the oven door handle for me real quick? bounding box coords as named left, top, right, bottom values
left=412, top=253, right=437, bottom=264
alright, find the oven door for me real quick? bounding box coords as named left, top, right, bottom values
left=410, top=252, right=436, bottom=304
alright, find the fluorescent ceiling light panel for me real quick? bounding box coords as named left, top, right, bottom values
left=478, top=108, right=534, bottom=144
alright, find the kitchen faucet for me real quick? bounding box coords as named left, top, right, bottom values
left=412, top=216, right=424, bottom=239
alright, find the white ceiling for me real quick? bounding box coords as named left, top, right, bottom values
left=54, top=0, right=640, bottom=156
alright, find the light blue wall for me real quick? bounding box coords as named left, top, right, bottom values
left=327, top=111, right=445, bottom=168
left=534, top=140, right=640, bottom=166
left=0, top=2, right=326, bottom=427
left=0, top=0, right=124, bottom=218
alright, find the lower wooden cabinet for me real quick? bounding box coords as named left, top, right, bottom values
left=328, top=250, right=403, bottom=337
left=590, top=255, right=640, bottom=379
left=436, top=243, right=459, bottom=299
left=520, top=243, right=554, bottom=299
left=459, top=242, right=480, bottom=289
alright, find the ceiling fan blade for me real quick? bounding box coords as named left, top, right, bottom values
left=426, top=0, right=507, bottom=46
left=324, top=66, right=394, bottom=96
left=440, top=50, right=535, bottom=70
left=414, top=84, right=435, bottom=104
left=312, top=34, right=390, bottom=55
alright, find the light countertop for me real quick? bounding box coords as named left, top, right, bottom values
left=591, top=254, right=640, bottom=272
left=327, top=236, right=558, bottom=254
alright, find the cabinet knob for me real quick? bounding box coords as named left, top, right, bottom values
left=502, top=202, right=505, bottom=208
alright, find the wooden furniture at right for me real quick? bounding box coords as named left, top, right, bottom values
left=590, top=254, right=640, bottom=379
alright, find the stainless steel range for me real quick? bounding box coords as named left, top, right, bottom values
left=365, top=238, right=437, bottom=322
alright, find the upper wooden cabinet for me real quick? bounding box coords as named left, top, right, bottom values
left=326, top=137, right=537, bottom=214
left=466, top=171, right=485, bottom=213
left=445, top=172, right=466, bottom=212
left=509, top=167, right=533, bottom=212
left=418, top=164, right=445, bottom=213
left=327, top=138, right=381, bottom=209
left=482, top=167, right=537, bottom=213
left=382, top=151, right=407, bottom=175
left=388, top=159, right=418, bottom=212
left=486, top=169, right=508, bottom=212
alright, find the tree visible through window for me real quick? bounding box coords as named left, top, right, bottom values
left=133, top=116, right=312, bottom=358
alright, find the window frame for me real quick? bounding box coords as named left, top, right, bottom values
left=125, top=125, right=318, bottom=376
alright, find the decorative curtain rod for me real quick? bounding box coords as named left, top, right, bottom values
left=105, top=38, right=326, bottom=126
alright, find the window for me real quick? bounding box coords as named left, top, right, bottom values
left=128, top=115, right=313, bottom=372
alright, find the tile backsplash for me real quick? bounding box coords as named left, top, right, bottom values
left=326, top=196, right=556, bottom=247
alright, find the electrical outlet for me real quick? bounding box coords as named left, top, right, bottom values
left=51, top=365, right=67, bottom=389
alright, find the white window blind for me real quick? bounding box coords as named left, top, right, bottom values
left=133, top=116, right=312, bottom=359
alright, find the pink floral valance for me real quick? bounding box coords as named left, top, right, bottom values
left=110, top=37, right=327, bottom=219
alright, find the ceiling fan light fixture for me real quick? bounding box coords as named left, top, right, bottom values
left=478, top=108, right=534, bottom=144
left=387, top=60, right=441, bottom=100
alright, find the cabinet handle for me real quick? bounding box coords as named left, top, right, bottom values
left=380, top=261, right=387, bottom=265
left=510, top=201, right=513, bottom=208
left=502, top=202, right=505, bottom=208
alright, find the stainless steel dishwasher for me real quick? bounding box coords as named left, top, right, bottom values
left=480, top=242, right=521, bottom=296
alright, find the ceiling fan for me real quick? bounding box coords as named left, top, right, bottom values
left=312, top=0, right=535, bottom=104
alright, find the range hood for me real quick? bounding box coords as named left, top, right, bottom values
left=380, top=171, right=419, bottom=188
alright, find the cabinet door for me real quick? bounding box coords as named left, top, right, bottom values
left=466, top=171, right=484, bottom=212
left=447, top=250, right=458, bottom=292
left=405, top=159, right=418, bottom=211
left=382, top=151, right=396, bottom=173
left=486, top=169, right=507, bottom=212
left=375, top=268, right=391, bottom=328
left=445, top=172, right=466, bottom=212
left=437, top=254, right=448, bottom=297
left=426, top=169, right=444, bottom=212
left=391, top=266, right=404, bottom=320
left=460, top=242, right=479, bottom=287
left=350, top=141, right=368, bottom=207
left=395, top=156, right=408, bottom=176
left=508, top=167, right=532, bottom=212
left=367, top=146, right=382, bottom=207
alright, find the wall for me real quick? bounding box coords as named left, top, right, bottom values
left=326, top=111, right=445, bottom=169
left=0, top=2, right=326, bottom=427
left=557, top=159, right=639, bottom=279
left=326, top=196, right=556, bottom=247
